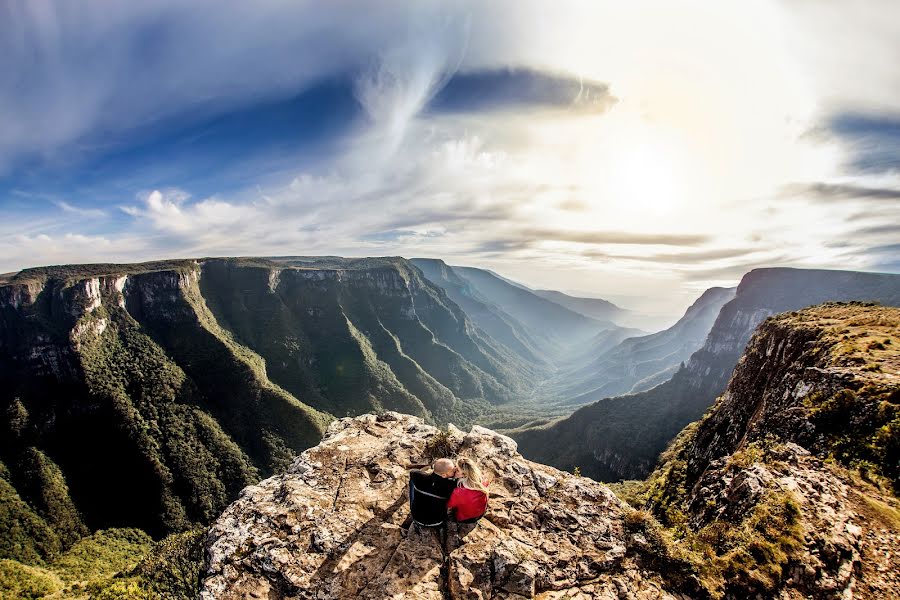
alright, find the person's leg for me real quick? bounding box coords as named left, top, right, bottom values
left=439, top=522, right=448, bottom=550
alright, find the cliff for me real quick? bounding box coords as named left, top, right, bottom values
left=513, top=267, right=900, bottom=481
left=641, top=302, right=900, bottom=598
left=201, top=413, right=681, bottom=599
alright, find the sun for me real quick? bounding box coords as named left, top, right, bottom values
left=572, top=112, right=700, bottom=224
left=602, top=120, right=695, bottom=218
left=605, top=134, right=681, bottom=215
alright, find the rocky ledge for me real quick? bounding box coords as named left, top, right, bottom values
left=201, top=413, right=679, bottom=599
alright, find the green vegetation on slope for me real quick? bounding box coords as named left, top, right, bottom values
left=0, top=527, right=205, bottom=600
left=1, top=255, right=546, bottom=595
left=198, top=258, right=533, bottom=426
left=612, top=302, right=900, bottom=598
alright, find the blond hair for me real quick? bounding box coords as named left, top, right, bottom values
left=456, top=457, right=489, bottom=494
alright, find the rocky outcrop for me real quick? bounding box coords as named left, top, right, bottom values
left=645, top=303, right=900, bottom=598
left=202, top=413, right=679, bottom=599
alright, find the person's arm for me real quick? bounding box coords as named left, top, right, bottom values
left=446, top=488, right=460, bottom=514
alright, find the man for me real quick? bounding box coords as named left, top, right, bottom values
left=409, top=458, right=457, bottom=529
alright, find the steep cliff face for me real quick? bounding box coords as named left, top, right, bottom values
left=642, top=303, right=900, bottom=598
left=0, top=261, right=329, bottom=545
left=200, top=258, right=538, bottom=422
left=201, top=413, right=681, bottom=599
left=513, top=268, right=900, bottom=481
left=0, top=257, right=534, bottom=559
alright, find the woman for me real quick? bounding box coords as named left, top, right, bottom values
left=447, top=457, right=489, bottom=523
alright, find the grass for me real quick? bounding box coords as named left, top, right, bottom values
left=805, top=385, right=900, bottom=491
left=606, top=480, right=647, bottom=509
left=626, top=480, right=805, bottom=599
left=0, top=559, right=61, bottom=599
left=0, top=527, right=206, bottom=600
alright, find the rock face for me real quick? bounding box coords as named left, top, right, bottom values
left=646, top=303, right=900, bottom=598
left=514, top=267, right=900, bottom=481
left=202, top=413, right=677, bottom=599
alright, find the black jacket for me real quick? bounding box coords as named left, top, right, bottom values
left=409, top=470, right=457, bottom=527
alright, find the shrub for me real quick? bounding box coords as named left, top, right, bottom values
left=0, top=559, right=60, bottom=599
left=607, top=480, right=647, bottom=509
left=85, top=576, right=150, bottom=600
left=132, top=528, right=206, bottom=600
left=423, top=430, right=457, bottom=462
left=52, top=528, right=151, bottom=586
left=707, top=491, right=804, bottom=597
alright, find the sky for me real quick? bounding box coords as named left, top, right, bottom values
left=1, top=0, right=899, bottom=322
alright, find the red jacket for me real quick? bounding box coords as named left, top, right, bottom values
left=447, top=485, right=488, bottom=522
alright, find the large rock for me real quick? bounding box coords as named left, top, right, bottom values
left=201, top=412, right=677, bottom=599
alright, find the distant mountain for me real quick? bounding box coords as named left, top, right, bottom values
left=540, top=286, right=735, bottom=406
left=512, top=267, right=900, bottom=481
left=533, top=289, right=626, bottom=323
left=0, top=256, right=536, bottom=551
left=450, top=266, right=608, bottom=340
left=412, top=260, right=609, bottom=364
left=409, top=259, right=550, bottom=367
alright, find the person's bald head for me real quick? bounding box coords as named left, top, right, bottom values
left=433, top=458, right=456, bottom=477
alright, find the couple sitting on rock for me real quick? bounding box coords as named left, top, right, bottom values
left=409, top=457, right=488, bottom=529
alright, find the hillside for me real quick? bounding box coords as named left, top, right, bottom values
left=409, top=258, right=551, bottom=367
left=0, top=256, right=538, bottom=561
left=448, top=265, right=610, bottom=357
left=4, top=295, right=899, bottom=598
left=513, top=268, right=900, bottom=480
left=632, top=303, right=900, bottom=598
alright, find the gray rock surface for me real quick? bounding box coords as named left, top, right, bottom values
left=201, top=412, right=678, bottom=599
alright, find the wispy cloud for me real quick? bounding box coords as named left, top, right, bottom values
left=520, top=229, right=710, bottom=247
left=53, top=200, right=106, bottom=218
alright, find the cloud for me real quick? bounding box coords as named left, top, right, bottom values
left=521, top=229, right=710, bottom=246
left=597, top=247, right=758, bottom=264
left=429, top=69, right=615, bottom=115
left=53, top=200, right=106, bottom=218
left=785, top=182, right=900, bottom=201
left=121, top=189, right=254, bottom=236
left=0, top=231, right=142, bottom=273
